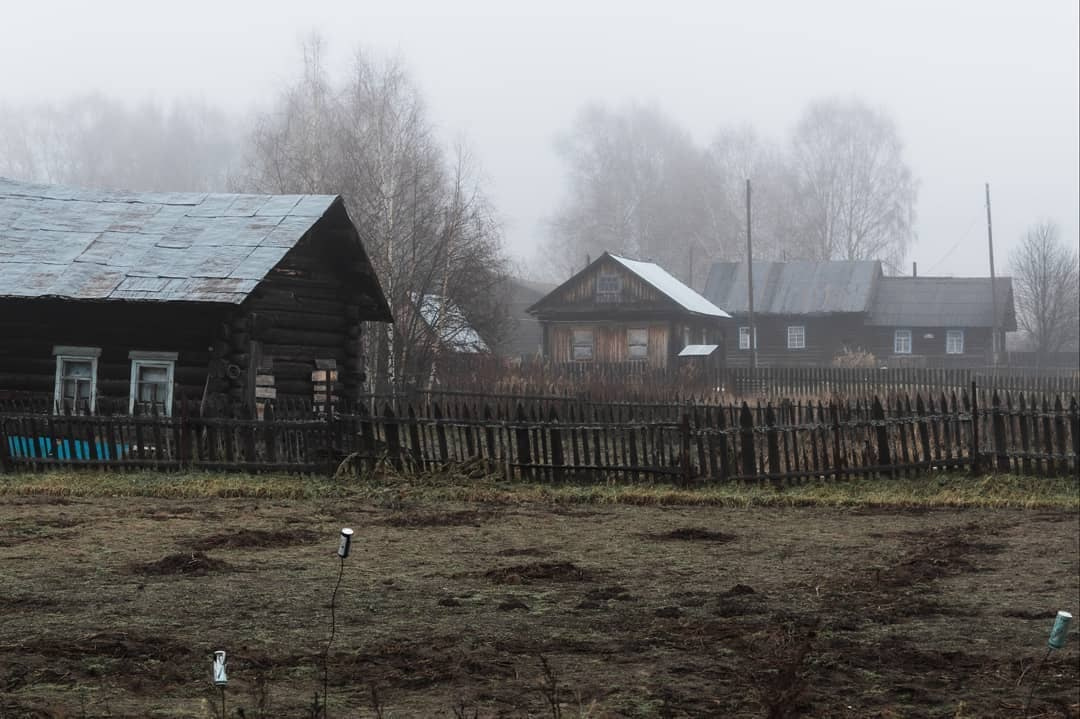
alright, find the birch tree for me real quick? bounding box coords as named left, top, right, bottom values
left=1009, top=221, right=1080, bottom=359
left=789, top=98, right=917, bottom=270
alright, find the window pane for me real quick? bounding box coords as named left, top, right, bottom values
left=138, top=365, right=169, bottom=383
left=62, top=360, right=92, bottom=379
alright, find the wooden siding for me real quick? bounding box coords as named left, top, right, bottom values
left=725, top=315, right=866, bottom=368
left=0, top=299, right=223, bottom=408
left=867, top=326, right=996, bottom=368
left=547, top=323, right=671, bottom=367
left=541, top=256, right=666, bottom=311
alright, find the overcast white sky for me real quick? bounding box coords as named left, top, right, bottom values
left=2, top=0, right=1077, bottom=281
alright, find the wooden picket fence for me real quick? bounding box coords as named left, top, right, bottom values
left=1, top=386, right=1076, bottom=481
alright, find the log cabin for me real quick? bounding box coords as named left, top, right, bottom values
left=527, top=252, right=731, bottom=369
left=865, top=276, right=1016, bottom=367
left=703, top=259, right=1018, bottom=369
left=703, top=260, right=881, bottom=368
left=0, top=178, right=391, bottom=415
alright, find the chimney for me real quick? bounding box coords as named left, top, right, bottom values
left=912, top=261, right=917, bottom=277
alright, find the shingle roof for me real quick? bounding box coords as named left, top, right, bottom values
left=867, top=277, right=1017, bottom=330
left=608, top=253, right=730, bottom=318
left=703, top=260, right=881, bottom=315
left=0, top=177, right=341, bottom=304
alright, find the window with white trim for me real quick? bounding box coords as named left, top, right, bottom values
left=894, top=329, right=912, bottom=354
left=787, top=325, right=806, bottom=350
left=946, top=330, right=964, bottom=355
left=572, top=329, right=594, bottom=361
left=53, top=346, right=100, bottom=414
left=738, top=326, right=757, bottom=350
left=129, top=351, right=177, bottom=415
left=627, top=328, right=648, bottom=360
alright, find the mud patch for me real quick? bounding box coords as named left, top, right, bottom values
left=1001, top=608, right=1058, bottom=620
left=0, top=594, right=57, bottom=609
left=647, top=527, right=737, bottom=542
left=127, top=552, right=232, bottom=576
left=385, top=510, right=493, bottom=528
left=184, top=528, right=319, bottom=550
left=495, top=547, right=549, bottom=558
left=484, top=561, right=594, bottom=585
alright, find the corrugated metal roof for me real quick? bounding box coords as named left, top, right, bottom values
left=867, top=277, right=1017, bottom=329
left=703, top=260, right=881, bottom=315
left=0, top=177, right=339, bottom=304
left=609, top=253, right=731, bottom=318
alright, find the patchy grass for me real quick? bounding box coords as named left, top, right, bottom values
left=0, top=468, right=1076, bottom=510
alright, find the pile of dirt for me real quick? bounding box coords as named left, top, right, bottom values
left=385, top=510, right=491, bottom=528
left=484, top=561, right=594, bottom=585
left=185, top=528, right=319, bottom=550
left=128, top=552, right=232, bottom=576
left=648, top=527, right=737, bottom=542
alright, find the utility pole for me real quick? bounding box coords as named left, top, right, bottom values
left=746, top=179, right=757, bottom=371
left=688, top=243, right=694, bottom=289
left=985, top=183, right=999, bottom=367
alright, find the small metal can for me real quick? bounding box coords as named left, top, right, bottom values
left=1048, top=611, right=1073, bottom=650
left=213, top=650, right=228, bottom=686
left=338, top=528, right=354, bottom=558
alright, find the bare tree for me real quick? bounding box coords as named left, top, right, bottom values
left=239, top=37, right=509, bottom=390
left=543, top=102, right=714, bottom=282
left=1009, top=221, right=1080, bottom=359
left=789, top=98, right=917, bottom=270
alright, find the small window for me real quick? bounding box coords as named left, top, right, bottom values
left=628, top=328, right=648, bottom=360
left=894, top=329, right=912, bottom=354
left=787, top=326, right=806, bottom=350
left=129, top=351, right=177, bottom=415
left=738, top=327, right=757, bottom=350
left=54, top=346, right=101, bottom=414
left=572, top=329, right=594, bottom=361
left=946, top=330, right=964, bottom=355
left=596, top=273, right=621, bottom=303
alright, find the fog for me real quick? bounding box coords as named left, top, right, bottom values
left=2, top=0, right=1077, bottom=280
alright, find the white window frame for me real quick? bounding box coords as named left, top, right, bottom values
left=128, top=351, right=177, bottom=416
left=572, top=329, right=594, bottom=361
left=738, top=326, right=757, bottom=350
left=627, top=328, right=648, bottom=360
left=53, top=346, right=101, bottom=414
left=894, top=329, right=912, bottom=354
left=946, top=330, right=964, bottom=355
left=787, top=325, right=806, bottom=350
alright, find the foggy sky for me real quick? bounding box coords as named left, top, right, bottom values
left=2, top=0, right=1077, bottom=282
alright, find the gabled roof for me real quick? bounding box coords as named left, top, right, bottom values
left=867, top=277, right=1017, bottom=330
left=0, top=177, right=386, bottom=309
left=703, top=260, right=881, bottom=315
left=608, top=254, right=730, bottom=318
left=528, top=252, right=730, bottom=319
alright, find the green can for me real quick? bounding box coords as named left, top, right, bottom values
left=1048, top=611, right=1073, bottom=650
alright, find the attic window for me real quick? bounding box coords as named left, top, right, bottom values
left=596, top=272, right=621, bottom=303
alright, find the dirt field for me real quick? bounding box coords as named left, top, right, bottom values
left=1, top=487, right=1077, bottom=718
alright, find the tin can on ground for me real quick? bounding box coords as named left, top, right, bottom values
left=1048, top=611, right=1072, bottom=650
left=338, top=527, right=354, bottom=558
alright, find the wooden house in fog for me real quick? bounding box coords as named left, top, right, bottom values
left=527, top=252, right=730, bottom=368
left=0, top=178, right=391, bottom=414
left=703, top=260, right=882, bottom=367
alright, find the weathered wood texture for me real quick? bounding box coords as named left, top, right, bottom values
left=2, top=388, right=1075, bottom=480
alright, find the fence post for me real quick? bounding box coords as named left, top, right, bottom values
left=991, top=391, right=1008, bottom=474
left=871, top=396, right=891, bottom=477
left=969, top=381, right=981, bottom=475
left=549, top=407, right=564, bottom=482
left=680, top=412, right=692, bottom=486
left=1070, top=398, right=1079, bottom=478
left=383, top=403, right=402, bottom=470
left=515, top=403, right=531, bottom=481
left=764, top=404, right=780, bottom=480
left=739, top=402, right=755, bottom=478
left=0, top=416, right=10, bottom=473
